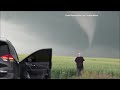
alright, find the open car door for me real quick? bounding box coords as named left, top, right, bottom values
left=19, top=48, right=52, bottom=79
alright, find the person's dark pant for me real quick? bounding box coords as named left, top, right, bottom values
left=76, top=65, right=84, bottom=76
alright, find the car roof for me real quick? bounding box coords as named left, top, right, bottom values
left=0, top=38, right=12, bottom=45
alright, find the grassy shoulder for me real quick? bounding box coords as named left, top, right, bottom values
left=18, top=55, right=120, bottom=79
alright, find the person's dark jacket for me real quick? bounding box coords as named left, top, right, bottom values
left=75, top=56, right=85, bottom=67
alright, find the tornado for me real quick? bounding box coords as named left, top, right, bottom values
left=68, top=11, right=99, bottom=48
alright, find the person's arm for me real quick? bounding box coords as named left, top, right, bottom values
left=82, top=57, right=85, bottom=61
left=75, top=57, right=78, bottom=63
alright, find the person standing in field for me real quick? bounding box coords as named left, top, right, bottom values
left=75, top=52, right=85, bottom=76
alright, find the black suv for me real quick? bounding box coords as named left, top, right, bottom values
left=0, top=39, right=52, bottom=79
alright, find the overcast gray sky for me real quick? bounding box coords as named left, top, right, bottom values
left=0, top=11, right=120, bottom=58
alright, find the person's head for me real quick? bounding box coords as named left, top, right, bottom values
left=78, top=52, right=82, bottom=57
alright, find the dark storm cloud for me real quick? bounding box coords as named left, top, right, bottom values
left=1, top=11, right=89, bottom=52
left=0, top=11, right=120, bottom=58
left=92, top=12, right=119, bottom=48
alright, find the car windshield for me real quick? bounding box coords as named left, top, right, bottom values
left=0, top=41, right=9, bottom=56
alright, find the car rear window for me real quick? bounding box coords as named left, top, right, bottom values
left=0, top=42, right=9, bottom=56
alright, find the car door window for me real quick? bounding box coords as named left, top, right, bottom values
left=0, top=43, right=9, bottom=56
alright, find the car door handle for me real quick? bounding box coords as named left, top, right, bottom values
left=31, top=64, right=35, bottom=66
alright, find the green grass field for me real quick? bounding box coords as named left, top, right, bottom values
left=18, top=55, right=120, bottom=79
